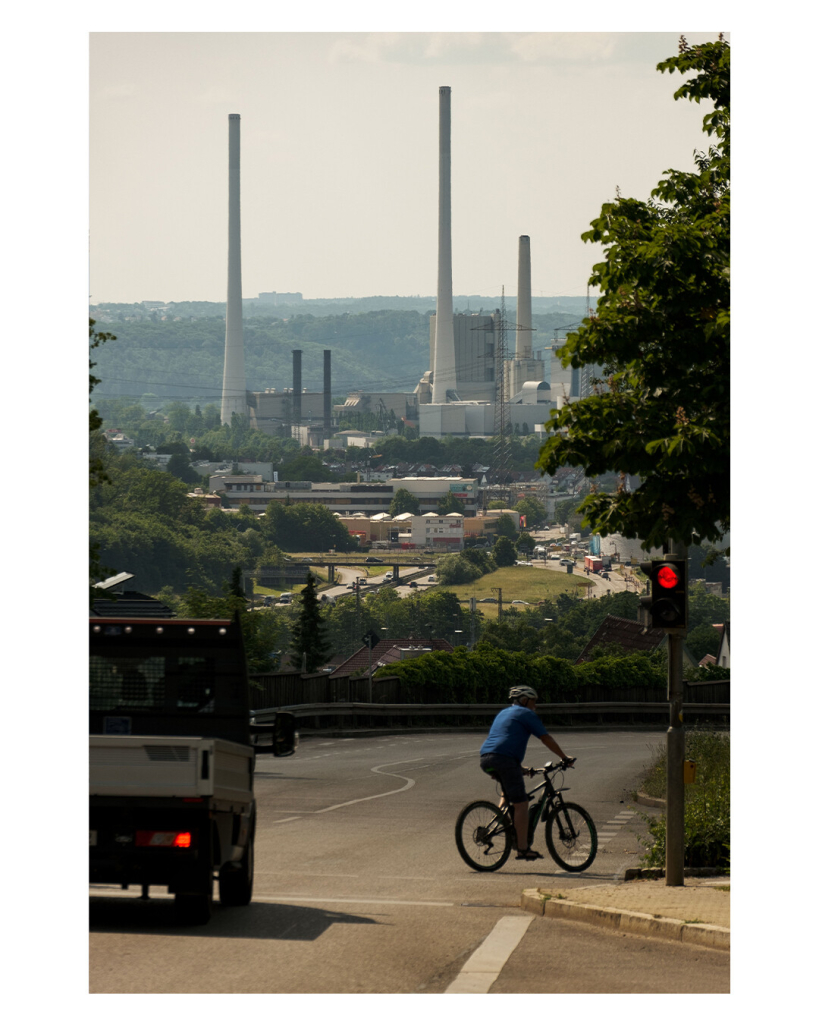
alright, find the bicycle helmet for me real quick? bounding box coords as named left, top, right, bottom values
left=508, top=685, right=538, bottom=703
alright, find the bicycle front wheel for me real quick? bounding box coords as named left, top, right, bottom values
left=455, top=801, right=513, bottom=872
left=545, top=802, right=597, bottom=872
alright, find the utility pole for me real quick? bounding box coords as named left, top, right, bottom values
left=665, top=541, right=688, bottom=887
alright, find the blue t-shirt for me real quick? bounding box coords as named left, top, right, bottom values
left=480, top=704, right=548, bottom=763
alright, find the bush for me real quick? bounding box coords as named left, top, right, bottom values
left=640, top=730, right=730, bottom=869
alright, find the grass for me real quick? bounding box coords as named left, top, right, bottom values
left=443, top=565, right=593, bottom=606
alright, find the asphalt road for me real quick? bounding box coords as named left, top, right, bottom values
left=89, top=729, right=727, bottom=994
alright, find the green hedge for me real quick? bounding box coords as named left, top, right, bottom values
left=373, top=647, right=666, bottom=703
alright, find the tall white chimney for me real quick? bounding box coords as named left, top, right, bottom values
left=221, top=113, right=247, bottom=425
left=431, top=86, right=456, bottom=404
left=516, top=235, right=532, bottom=358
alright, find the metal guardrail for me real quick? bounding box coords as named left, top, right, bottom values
left=251, top=701, right=730, bottom=723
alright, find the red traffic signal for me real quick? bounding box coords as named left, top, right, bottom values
left=638, top=558, right=688, bottom=630
left=656, top=564, right=680, bottom=589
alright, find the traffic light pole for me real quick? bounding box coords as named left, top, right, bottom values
left=665, top=542, right=688, bottom=887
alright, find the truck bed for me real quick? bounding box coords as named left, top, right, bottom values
left=89, top=735, right=254, bottom=804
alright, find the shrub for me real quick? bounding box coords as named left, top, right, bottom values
left=640, top=730, right=730, bottom=869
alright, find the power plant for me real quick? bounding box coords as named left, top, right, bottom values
left=226, top=89, right=566, bottom=444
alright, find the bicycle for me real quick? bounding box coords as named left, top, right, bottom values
left=454, top=760, right=598, bottom=873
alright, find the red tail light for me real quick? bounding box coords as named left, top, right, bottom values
left=135, top=831, right=193, bottom=848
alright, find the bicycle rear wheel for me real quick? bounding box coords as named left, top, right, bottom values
left=455, top=801, right=513, bottom=872
left=545, top=801, right=597, bottom=872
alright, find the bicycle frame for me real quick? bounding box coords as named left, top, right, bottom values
left=495, top=764, right=572, bottom=846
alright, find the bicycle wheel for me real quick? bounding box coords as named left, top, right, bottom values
left=455, top=801, right=513, bottom=872
left=545, top=801, right=597, bottom=872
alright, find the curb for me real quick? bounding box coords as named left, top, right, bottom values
left=520, top=889, right=729, bottom=951
left=633, top=790, right=666, bottom=808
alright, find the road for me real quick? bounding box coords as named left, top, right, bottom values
left=89, top=730, right=729, bottom=993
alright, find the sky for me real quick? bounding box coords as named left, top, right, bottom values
left=90, top=31, right=724, bottom=304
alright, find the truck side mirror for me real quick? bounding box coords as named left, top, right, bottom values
left=252, top=712, right=298, bottom=757
left=272, top=712, right=298, bottom=757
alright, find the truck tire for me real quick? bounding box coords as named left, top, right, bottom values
left=175, top=878, right=213, bottom=925
left=175, top=825, right=215, bottom=924
left=219, top=822, right=255, bottom=907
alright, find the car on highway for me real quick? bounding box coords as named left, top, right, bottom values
left=511, top=600, right=529, bottom=605
left=478, top=596, right=497, bottom=603
left=408, top=580, right=418, bottom=588
left=428, top=575, right=436, bottom=582
left=365, top=556, right=384, bottom=563
left=384, top=572, right=393, bottom=580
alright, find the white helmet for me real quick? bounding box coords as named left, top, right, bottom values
left=509, top=685, right=538, bottom=702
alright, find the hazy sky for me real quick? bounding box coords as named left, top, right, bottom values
left=90, top=31, right=723, bottom=304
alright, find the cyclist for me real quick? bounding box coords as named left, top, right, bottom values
left=479, top=685, right=574, bottom=861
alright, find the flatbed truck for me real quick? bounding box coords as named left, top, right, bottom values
left=89, top=616, right=296, bottom=924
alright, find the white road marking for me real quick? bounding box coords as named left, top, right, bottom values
left=269, top=817, right=301, bottom=824
left=445, top=915, right=534, bottom=994
left=314, top=758, right=424, bottom=813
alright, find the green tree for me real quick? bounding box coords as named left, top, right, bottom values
left=178, top=570, right=284, bottom=673
left=495, top=513, right=518, bottom=540
left=515, top=495, right=548, bottom=530
left=516, top=531, right=536, bottom=555
left=389, top=487, right=421, bottom=516
left=290, top=573, right=332, bottom=672
left=437, top=491, right=465, bottom=515
left=493, top=535, right=516, bottom=567
left=536, top=38, right=730, bottom=552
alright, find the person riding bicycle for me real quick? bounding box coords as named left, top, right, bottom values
left=479, top=685, right=574, bottom=861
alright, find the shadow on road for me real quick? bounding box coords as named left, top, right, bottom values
left=89, top=895, right=383, bottom=941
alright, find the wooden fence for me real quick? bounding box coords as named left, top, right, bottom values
left=248, top=671, right=729, bottom=730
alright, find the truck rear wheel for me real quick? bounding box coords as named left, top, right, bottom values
left=219, top=829, right=254, bottom=907
left=175, top=879, right=213, bottom=925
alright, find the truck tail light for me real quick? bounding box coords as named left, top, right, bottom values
left=135, top=831, right=193, bottom=848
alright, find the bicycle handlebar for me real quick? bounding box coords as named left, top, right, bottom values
left=526, top=758, right=576, bottom=777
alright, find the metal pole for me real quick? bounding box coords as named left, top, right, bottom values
left=665, top=541, right=687, bottom=886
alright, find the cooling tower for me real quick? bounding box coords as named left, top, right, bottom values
left=220, top=114, right=248, bottom=425
left=431, top=86, right=456, bottom=404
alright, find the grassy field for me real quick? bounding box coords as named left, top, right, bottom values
left=445, top=565, right=592, bottom=606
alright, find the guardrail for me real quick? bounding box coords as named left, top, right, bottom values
left=251, top=701, right=730, bottom=724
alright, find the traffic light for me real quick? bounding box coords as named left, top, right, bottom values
left=639, top=558, right=688, bottom=630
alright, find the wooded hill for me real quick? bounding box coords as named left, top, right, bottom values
left=89, top=307, right=584, bottom=403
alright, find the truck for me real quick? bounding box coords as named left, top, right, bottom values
left=584, top=555, right=603, bottom=573
left=89, top=616, right=296, bottom=924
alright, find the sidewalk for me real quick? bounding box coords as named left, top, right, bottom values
left=521, top=874, right=730, bottom=950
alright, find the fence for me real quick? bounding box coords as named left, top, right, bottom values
left=249, top=672, right=729, bottom=712
left=249, top=671, right=729, bottom=731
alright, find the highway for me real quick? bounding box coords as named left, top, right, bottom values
left=89, top=729, right=729, bottom=993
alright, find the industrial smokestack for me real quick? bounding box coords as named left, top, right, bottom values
left=324, top=349, right=332, bottom=438
left=516, top=235, right=533, bottom=359
left=292, top=350, right=302, bottom=425
left=220, top=114, right=247, bottom=425
left=431, top=86, right=456, bottom=404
